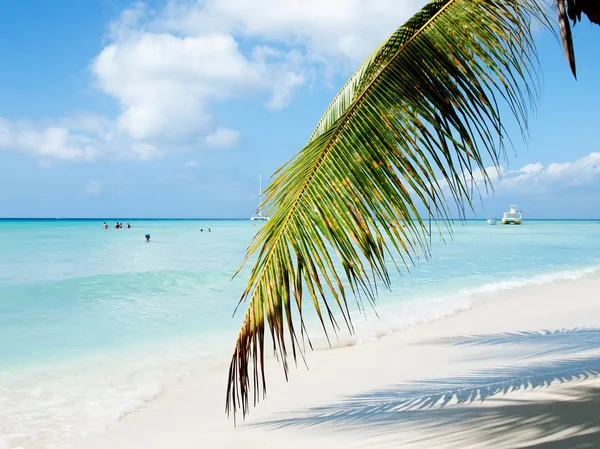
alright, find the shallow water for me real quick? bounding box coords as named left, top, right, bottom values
left=1, top=218, right=599, bottom=448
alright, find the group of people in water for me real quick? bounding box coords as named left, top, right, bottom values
left=102, top=222, right=131, bottom=229
left=102, top=220, right=148, bottom=240
left=101, top=222, right=215, bottom=241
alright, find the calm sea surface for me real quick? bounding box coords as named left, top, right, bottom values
left=1, top=218, right=599, bottom=448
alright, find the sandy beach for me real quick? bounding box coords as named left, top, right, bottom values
left=85, top=275, right=600, bottom=449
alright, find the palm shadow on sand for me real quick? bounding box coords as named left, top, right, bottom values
left=252, top=328, right=600, bottom=448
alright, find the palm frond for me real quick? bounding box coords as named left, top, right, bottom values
left=557, top=0, right=577, bottom=78
left=557, top=0, right=600, bottom=78
left=226, top=0, right=549, bottom=419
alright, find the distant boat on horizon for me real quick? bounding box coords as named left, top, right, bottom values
left=250, top=175, right=270, bottom=221
left=502, top=205, right=522, bottom=225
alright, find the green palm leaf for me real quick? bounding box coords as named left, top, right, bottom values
left=226, top=0, right=550, bottom=418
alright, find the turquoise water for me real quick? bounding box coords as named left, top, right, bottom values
left=1, top=218, right=600, bottom=448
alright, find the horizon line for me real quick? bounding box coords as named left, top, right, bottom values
left=1, top=217, right=600, bottom=221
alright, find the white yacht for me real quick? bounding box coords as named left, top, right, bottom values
left=250, top=175, right=270, bottom=221
left=501, top=205, right=522, bottom=225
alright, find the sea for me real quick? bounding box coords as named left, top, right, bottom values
left=1, top=218, right=600, bottom=448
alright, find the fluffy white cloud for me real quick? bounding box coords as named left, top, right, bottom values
left=202, top=127, right=240, bottom=148
left=439, top=153, right=600, bottom=198
left=84, top=180, right=103, bottom=196
left=91, top=3, right=313, bottom=142
left=470, top=154, right=600, bottom=197
left=0, top=115, right=166, bottom=162
left=130, top=142, right=162, bottom=160
left=0, top=117, right=99, bottom=161
left=90, top=0, right=426, bottom=146
left=159, top=0, right=426, bottom=61
left=93, top=33, right=268, bottom=139
left=4, top=1, right=429, bottom=162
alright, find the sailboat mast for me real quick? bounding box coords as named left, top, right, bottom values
left=258, top=174, right=262, bottom=216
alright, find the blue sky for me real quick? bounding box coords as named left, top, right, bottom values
left=0, top=0, right=598, bottom=219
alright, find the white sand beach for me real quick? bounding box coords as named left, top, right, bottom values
left=85, top=275, right=600, bottom=449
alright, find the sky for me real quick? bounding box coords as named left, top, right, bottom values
left=0, top=0, right=598, bottom=219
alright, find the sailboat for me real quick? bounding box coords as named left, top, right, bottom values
left=250, top=175, right=270, bottom=221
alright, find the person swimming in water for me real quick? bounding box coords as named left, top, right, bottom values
left=103, top=222, right=109, bottom=229
left=126, top=223, right=131, bottom=229
left=145, top=234, right=150, bottom=241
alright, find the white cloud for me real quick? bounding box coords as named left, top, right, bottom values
left=4, top=0, right=429, bottom=162
left=267, top=70, right=305, bottom=109
left=202, top=127, right=240, bottom=148
left=91, top=4, right=309, bottom=142
left=439, top=153, right=600, bottom=198
left=0, top=117, right=99, bottom=161
left=130, top=142, right=162, bottom=160
left=519, top=162, right=543, bottom=175
left=84, top=180, right=103, bottom=196
left=0, top=115, right=163, bottom=162
left=493, top=153, right=600, bottom=195
left=159, top=0, right=426, bottom=61
left=90, top=0, right=426, bottom=147
left=186, top=160, right=197, bottom=167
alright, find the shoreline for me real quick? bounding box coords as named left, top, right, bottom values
left=85, top=273, right=600, bottom=449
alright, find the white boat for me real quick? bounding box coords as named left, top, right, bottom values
left=487, top=218, right=497, bottom=225
left=250, top=175, right=270, bottom=221
left=501, top=205, right=522, bottom=225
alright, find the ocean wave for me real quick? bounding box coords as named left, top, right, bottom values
left=457, top=265, right=600, bottom=296
left=310, top=264, right=600, bottom=348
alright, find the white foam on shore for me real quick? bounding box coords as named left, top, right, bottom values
left=0, top=337, right=232, bottom=449
left=2, top=265, right=599, bottom=449
left=311, top=264, right=600, bottom=349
